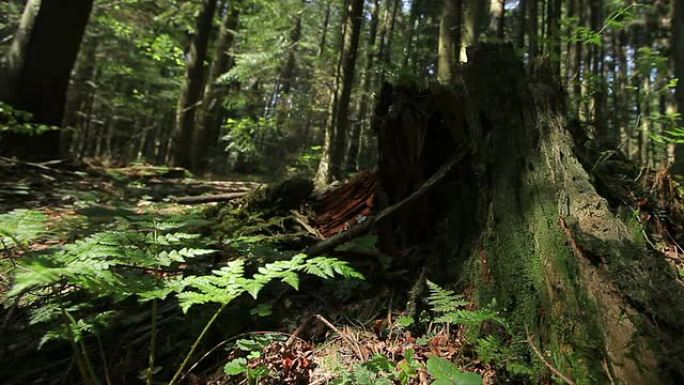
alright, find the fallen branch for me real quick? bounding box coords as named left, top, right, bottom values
left=304, top=145, right=469, bottom=256
left=171, top=192, right=248, bottom=204
left=290, top=210, right=324, bottom=240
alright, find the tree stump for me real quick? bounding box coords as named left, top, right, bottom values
left=373, top=43, right=684, bottom=384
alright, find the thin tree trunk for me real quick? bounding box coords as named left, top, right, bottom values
left=516, top=0, right=526, bottom=49
left=438, top=0, right=462, bottom=84
left=171, top=0, right=217, bottom=170
left=403, top=0, right=421, bottom=67
left=672, top=0, right=684, bottom=173
left=193, top=0, right=240, bottom=171
left=316, top=0, right=365, bottom=185
left=460, top=0, right=487, bottom=62
left=62, top=33, right=99, bottom=158
left=319, top=0, right=332, bottom=57
left=546, top=0, right=561, bottom=76
left=347, top=0, right=381, bottom=171
left=528, top=0, right=538, bottom=57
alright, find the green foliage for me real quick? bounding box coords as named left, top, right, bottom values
left=334, top=351, right=483, bottom=385
left=176, top=254, right=361, bottom=313
left=426, top=281, right=504, bottom=328
left=222, top=117, right=282, bottom=172
left=0, top=209, right=47, bottom=248
left=427, top=356, right=482, bottom=385
left=223, top=334, right=285, bottom=382
left=287, top=145, right=322, bottom=177
left=0, top=102, right=58, bottom=137
left=423, top=282, right=534, bottom=379
left=7, top=208, right=362, bottom=349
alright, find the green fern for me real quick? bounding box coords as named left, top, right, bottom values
left=0, top=209, right=47, bottom=248
left=176, top=254, right=363, bottom=313
left=426, top=281, right=504, bottom=328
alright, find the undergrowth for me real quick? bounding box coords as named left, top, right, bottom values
left=0, top=206, right=362, bottom=385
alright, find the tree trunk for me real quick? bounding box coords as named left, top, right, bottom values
left=373, top=44, right=684, bottom=385
left=516, top=0, right=526, bottom=49
left=488, top=0, right=505, bottom=40
left=193, top=0, right=240, bottom=172
left=460, top=0, right=487, bottom=62
left=437, top=0, right=462, bottom=85
left=403, top=0, right=420, bottom=67
left=528, top=0, right=538, bottom=58
left=672, top=0, right=684, bottom=173
left=545, top=0, right=561, bottom=76
left=319, top=0, right=332, bottom=57
left=172, top=0, right=217, bottom=170
left=62, top=32, right=99, bottom=158
left=347, top=0, right=381, bottom=171
left=316, top=0, right=364, bottom=186
left=0, top=0, right=93, bottom=159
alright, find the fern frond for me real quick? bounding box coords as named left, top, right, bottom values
left=0, top=209, right=47, bottom=247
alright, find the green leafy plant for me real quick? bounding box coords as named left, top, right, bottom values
left=426, top=281, right=503, bottom=328
left=427, top=356, right=482, bottom=385
left=0, top=209, right=48, bottom=250
left=5, top=210, right=363, bottom=385
left=0, top=102, right=58, bottom=137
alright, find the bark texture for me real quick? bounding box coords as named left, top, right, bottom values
left=437, top=0, right=461, bottom=85
left=0, top=0, right=94, bottom=159
left=672, top=0, right=684, bottom=174
left=316, top=0, right=364, bottom=186
left=172, top=0, right=217, bottom=170
left=374, top=44, right=684, bottom=385
left=193, top=0, right=240, bottom=172
left=460, top=0, right=487, bottom=62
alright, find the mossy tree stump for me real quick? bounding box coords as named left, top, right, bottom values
left=374, top=43, right=684, bottom=384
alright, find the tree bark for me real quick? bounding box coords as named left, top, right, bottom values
left=516, top=0, right=526, bottom=49
left=372, top=44, right=684, bottom=384
left=545, top=0, right=561, bottom=76
left=316, top=0, right=364, bottom=186
left=62, top=32, right=99, bottom=158
left=437, top=0, right=462, bottom=85
left=460, top=0, right=488, bottom=62
left=172, top=0, right=218, bottom=170
left=193, top=0, right=240, bottom=172
left=528, top=0, right=539, bottom=58
left=672, top=0, right=684, bottom=173
left=346, top=0, right=381, bottom=171
left=0, top=0, right=94, bottom=160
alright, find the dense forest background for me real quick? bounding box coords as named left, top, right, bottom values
left=3, top=1, right=684, bottom=385
left=3, top=0, right=684, bottom=180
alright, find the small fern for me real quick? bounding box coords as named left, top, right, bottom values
left=426, top=281, right=504, bottom=328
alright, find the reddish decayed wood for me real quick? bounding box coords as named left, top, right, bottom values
left=314, top=171, right=377, bottom=237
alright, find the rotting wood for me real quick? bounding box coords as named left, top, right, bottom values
left=304, top=144, right=469, bottom=257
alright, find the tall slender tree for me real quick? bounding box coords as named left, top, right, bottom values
left=316, top=0, right=364, bottom=185
left=0, top=0, right=94, bottom=159
left=528, top=0, right=539, bottom=57
left=193, top=0, right=241, bottom=171
left=347, top=0, right=382, bottom=171
left=460, top=0, right=487, bottom=61
left=672, top=0, right=684, bottom=173
left=172, top=0, right=217, bottom=169
left=438, top=0, right=462, bottom=84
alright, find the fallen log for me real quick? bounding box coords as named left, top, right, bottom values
left=172, top=192, right=248, bottom=204
left=304, top=144, right=469, bottom=257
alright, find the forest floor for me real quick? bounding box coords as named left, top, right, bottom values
left=0, top=158, right=508, bottom=385
left=2, top=157, right=683, bottom=385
